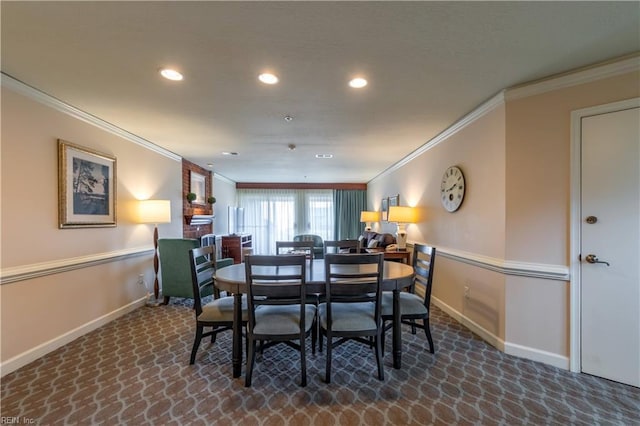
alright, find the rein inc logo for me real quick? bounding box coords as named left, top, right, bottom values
left=0, top=418, right=35, bottom=424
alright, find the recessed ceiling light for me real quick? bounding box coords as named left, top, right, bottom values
left=258, top=73, right=279, bottom=84
left=207, top=163, right=213, bottom=168
left=349, top=77, right=367, bottom=88
left=315, top=154, right=333, bottom=159
left=222, top=151, right=238, bottom=156
left=160, top=68, right=183, bottom=81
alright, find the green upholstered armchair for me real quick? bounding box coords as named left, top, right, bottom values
left=293, top=234, right=324, bottom=259
left=158, top=238, right=234, bottom=304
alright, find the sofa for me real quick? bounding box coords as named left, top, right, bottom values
left=358, top=231, right=396, bottom=250
left=158, top=238, right=234, bottom=304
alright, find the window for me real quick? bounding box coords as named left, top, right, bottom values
left=238, top=189, right=334, bottom=254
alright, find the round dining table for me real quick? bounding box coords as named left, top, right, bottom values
left=215, top=258, right=415, bottom=378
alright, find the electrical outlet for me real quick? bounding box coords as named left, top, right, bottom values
left=137, top=274, right=145, bottom=286
left=464, top=286, right=470, bottom=298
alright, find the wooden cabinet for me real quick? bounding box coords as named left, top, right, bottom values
left=221, top=234, right=252, bottom=264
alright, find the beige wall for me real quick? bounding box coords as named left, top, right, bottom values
left=212, top=174, right=238, bottom=235
left=505, top=71, right=640, bottom=264
left=503, top=71, right=640, bottom=357
left=369, top=103, right=507, bottom=343
left=368, top=64, right=639, bottom=367
left=1, top=86, right=183, bottom=368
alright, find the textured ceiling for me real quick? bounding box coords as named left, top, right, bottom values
left=2, top=2, right=639, bottom=183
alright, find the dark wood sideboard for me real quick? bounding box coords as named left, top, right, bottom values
left=221, top=234, right=252, bottom=264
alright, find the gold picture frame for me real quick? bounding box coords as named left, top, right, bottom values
left=58, top=140, right=117, bottom=228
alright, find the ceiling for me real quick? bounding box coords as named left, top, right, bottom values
left=2, top=2, right=639, bottom=183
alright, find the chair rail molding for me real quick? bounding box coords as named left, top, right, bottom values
left=409, top=242, right=570, bottom=281
left=0, top=246, right=154, bottom=284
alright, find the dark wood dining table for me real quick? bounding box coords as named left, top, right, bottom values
left=215, top=258, right=415, bottom=378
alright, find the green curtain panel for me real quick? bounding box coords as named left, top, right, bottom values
left=333, top=189, right=366, bottom=240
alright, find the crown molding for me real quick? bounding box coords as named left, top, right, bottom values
left=370, top=91, right=505, bottom=184
left=214, top=172, right=236, bottom=185
left=505, top=55, right=640, bottom=101
left=1, top=73, right=181, bottom=162
left=370, top=56, right=639, bottom=184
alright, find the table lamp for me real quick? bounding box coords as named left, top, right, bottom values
left=360, top=211, right=380, bottom=232
left=139, top=199, right=171, bottom=303
left=387, top=206, right=417, bottom=250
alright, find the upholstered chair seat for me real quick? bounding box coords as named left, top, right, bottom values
left=253, top=304, right=316, bottom=335
left=199, top=295, right=248, bottom=323
left=318, top=302, right=376, bottom=332
left=381, top=292, right=427, bottom=317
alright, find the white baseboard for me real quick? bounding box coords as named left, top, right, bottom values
left=432, top=297, right=505, bottom=351
left=504, top=342, right=569, bottom=370
left=432, top=296, right=569, bottom=370
left=0, top=297, right=147, bottom=377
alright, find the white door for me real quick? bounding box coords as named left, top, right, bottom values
left=580, top=105, right=640, bottom=387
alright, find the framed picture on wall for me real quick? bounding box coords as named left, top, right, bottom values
left=389, top=194, right=399, bottom=208
left=58, top=139, right=117, bottom=228
left=190, top=171, right=206, bottom=204
left=381, top=197, right=388, bottom=221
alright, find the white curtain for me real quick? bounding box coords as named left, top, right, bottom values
left=238, top=189, right=334, bottom=254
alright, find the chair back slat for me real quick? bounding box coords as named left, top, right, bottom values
left=412, top=244, right=436, bottom=304
left=323, top=240, right=361, bottom=255
left=324, top=252, right=384, bottom=305
left=245, top=254, right=307, bottom=318
left=276, top=241, right=315, bottom=259
left=200, top=233, right=216, bottom=247
left=188, top=245, right=219, bottom=316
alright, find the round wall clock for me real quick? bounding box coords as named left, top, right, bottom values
left=440, top=166, right=465, bottom=212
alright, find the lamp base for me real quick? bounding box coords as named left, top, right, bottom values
left=145, top=299, right=163, bottom=308
left=396, top=223, right=408, bottom=250
left=144, top=290, right=163, bottom=307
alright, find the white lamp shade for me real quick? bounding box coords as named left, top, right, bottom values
left=139, top=200, right=171, bottom=224
left=387, top=206, right=417, bottom=223
left=360, top=211, right=380, bottom=222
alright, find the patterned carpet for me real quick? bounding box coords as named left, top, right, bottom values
left=1, top=300, right=638, bottom=425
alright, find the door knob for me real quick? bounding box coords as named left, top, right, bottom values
left=585, top=254, right=610, bottom=266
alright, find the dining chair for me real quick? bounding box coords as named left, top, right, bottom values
left=323, top=240, right=361, bottom=255
left=276, top=240, right=321, bottom=347
left=200, top=233, right=216, bottom=248
left=293, top=234, right=324, bottom=259
left=244, top=254, right=317, bottom=387
left=381, top=244, right=437, bottom=353
left=188, top=245, right=248, bottom=365
left=319, top=252, right=385, bottom=383
left=275, top=240, right=315, bottom=259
